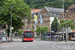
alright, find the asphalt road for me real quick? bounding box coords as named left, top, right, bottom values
left=0, top=38, right=75, bottom=50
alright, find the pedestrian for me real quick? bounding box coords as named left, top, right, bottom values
left=52, top=35, right=54, bottom=41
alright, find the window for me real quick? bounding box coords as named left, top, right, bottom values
left=66, top=10, right=68, bottom=12
left=73, top=8, right=75, bottom=12
left=46, top=18, right=48, bottom=20
left=71, top=16, right=72, bottom=17
left=69, top=10, right=71, bottom=12
left=73, top=20, right=74, bottom=23
left=73, top=16, right=74, bottom=17
left=38, top=23, right=39, bottom=26
left=41, top=23, right=43, bottom=25
left=46, top=23, right=47, bottom=25
left=25, top=32, right=33, bottom=38
left=66, top=15, right=68, bottom=17
left=32, top=26, right=34, bottom=29
left=22, top=20, right=24, bottom=22
left=64, top=15, right=66, bottom=18
left=29, top=28, right=31, bottom=30
left=74, top=20, right=75, bottom=22
left=28, top=23, right=31, bottom=26
left=69, top=15, right=70, bottom=18
left=42, top=13, right=44, bottom=15
left=46, top=13, right=47, bottom=15
left=33, top=19, right=34, bottom=21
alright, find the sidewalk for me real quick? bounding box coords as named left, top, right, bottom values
left=58, top=41, right=75, bottom=43
left=0, top=38, right=21, bottom=43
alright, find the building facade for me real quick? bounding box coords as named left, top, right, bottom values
left=22, top=7, right=64, bottom=31
left=59, top=4, right=75, bottom=28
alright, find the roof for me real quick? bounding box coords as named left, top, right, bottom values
left=44, top=7, right=64, bottom=17
left=31, top=9, right=41, bottom=13
left=45, top=7, right=64, bottom=13
left=68, top=4, right=75, bottom=9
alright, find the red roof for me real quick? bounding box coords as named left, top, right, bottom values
left=31, top=9, right=41, bottom=13
left=68, top=4, right=75, bottom=9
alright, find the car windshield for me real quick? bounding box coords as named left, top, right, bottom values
left=25, top=32, right=33, bottom=38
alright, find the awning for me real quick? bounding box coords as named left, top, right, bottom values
left=72, top=30, right=75, bottom=32
left=56, top=32, right=66, bottom=34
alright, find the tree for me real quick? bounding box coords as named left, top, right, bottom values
left=0, top=0, right=31, bottom=36
left=35, top=27, right=41, bottom=36
left=23, top=0, right=75, bottom=9
left=18, top=30, right=24, bottom=35
left=0, top=0, right=5, bottom=7
left=59, top=20, right=74, bottom=29
left=41, top=26, right=48, bottom=33
left=51, top=17, right=58, bottom=32
left=35, top=26, right=48, bottom=36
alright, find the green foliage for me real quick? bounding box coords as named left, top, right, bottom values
left=51, top=17, right=58, bottom=32
left=31, top=29, right=34, bottom=31
left=35, top=27, right=41, bottom=34
left=24, top=0, right=75, bottom=9
left=18, top=30, right=24, bottom=35
left=0, top=0, right=5, bottom=7
left=59, top=20, right=74, bottom=29
left=60, top=20, right=65, bottom=23
left=67, top=20, right=74, bottom=27
left=2, top=24, right=6, bottom=29
left=41, top=27, right=48, bottom=33
left=0, top=0, right=31, bottom=33
left=35, top=26, right=48, bottom=35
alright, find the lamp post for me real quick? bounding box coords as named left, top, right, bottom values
left=60, top=17, right=68, bottom=42
left=62, top=0, right=68, bottom=42
left=10, top=6, right=13, bottom=41
left=54, top=12, right=68, bottom=42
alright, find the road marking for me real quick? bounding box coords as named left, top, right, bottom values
left=53, top=43, right=56, bottom=45
left=24, top=47, right=26, bottom=49
left=52, top=43, right=58, bottom=50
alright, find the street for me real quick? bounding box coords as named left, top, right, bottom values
left=0, top=38, right=75, bottom=50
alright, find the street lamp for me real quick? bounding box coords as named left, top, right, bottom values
left=62, top=0, right=68, bottom=42
left=54, top=13, right=68, bottom=42
left=10, top=6, right=13, bottom=41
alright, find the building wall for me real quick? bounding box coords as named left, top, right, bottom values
left=40, top=7, right=50, bottom=31
left=22, top=7, right=51, bottom=31
left=59, top=9, right=75, bottom=29
left=60, top=12, right=75, bottom=24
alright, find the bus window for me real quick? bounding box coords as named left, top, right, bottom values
left=25, top=32, right=33, bottom=38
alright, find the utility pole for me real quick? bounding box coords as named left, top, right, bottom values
left=10, top=6, right=13, bottom=41
left=63, top=26, right=64, bottom=40
left=25, top=17, right=27, bottom=31
left=62, top=0, right=68, bottom=42
left=34, top=14, right=37, bottom=38
left=40, top=20, right=41, bottom=38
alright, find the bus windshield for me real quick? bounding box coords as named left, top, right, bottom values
left=25, top=32, right=33, bottom=38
